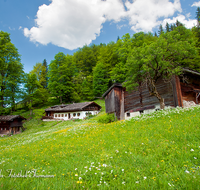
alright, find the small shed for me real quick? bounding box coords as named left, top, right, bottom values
left=43, top=102, right=101, bottom=120
left=0, top=115, right=26, bottom=135
left=102, top=69, right=200, bottom=120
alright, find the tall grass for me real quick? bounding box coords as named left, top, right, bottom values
left=0, top=101, right=200, bottom=189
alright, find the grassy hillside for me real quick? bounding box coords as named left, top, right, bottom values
left=0, top=100, right=200, bottom=189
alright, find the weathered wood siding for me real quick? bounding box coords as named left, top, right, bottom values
left=83, top=103, right=101, bottom=111
left=124, top=78, right=175, bottom=112
left=105, top=88, right=115, bottom=113
left=10, top=119, right=23, bottom=127
left=0, top=122, right=10, bottom=134
left=114, top=87, right=122, bottom=120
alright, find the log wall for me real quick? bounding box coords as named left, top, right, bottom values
left=124, top=78, right=175, bottom=112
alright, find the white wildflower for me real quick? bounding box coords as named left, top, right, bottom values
left=144, top=176, right=147, bottom=180
left=111, top=170, right=113, bottom=173
left=122, top=169, right=124, bottom=172
left=122, top=181, right=125, bottom=185
left=185, top=170, right=190, bottom=173
left=168, top=183, right=171, bottom=187
left=136, top=181, right=139, bottom=183
left=79, top=177, right=82, bottom=180
left=194, top=157, right=197, bottom=159
left=75, top=168, right=77, bottom=170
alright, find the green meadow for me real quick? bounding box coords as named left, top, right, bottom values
left=0, top=100, right=200, bottom=189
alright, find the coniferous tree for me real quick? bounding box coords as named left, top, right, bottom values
left=158, top=24, right=163, bottom=35
left=170, top=24, right=175, bottom=31
left=41, top=59, right=48, bottom=89
left=196, top=7, right=200, bottom=27
left=176, top=20, right=183, bottom=27
left=166, top=22, right=170, bottom=32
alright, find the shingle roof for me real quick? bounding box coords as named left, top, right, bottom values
left=45, top=102, right=101, bottom=112
left=0, top=115, right=26, bottom=121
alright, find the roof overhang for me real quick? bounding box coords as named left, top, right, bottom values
left=102, top=83, right=122, bottom=98
left=182, top=68, right=200, bottom=76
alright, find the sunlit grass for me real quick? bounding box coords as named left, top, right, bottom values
left=0, top=101, right=200, bottom=189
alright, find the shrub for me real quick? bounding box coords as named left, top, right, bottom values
left=97, top=113, right=116, bottom=123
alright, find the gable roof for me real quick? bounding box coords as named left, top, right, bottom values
left=0, top=115, right=26, bottom=121
left=45, top=102, right=101, bottom=112
left=102, top=83, right=122, bottom=98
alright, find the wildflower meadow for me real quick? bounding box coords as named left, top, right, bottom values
left=0, top=100, right=200, bottom=189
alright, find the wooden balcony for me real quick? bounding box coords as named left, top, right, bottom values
left=42, top=116, right=54, bottom=120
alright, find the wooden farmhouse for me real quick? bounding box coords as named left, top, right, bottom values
left=0, top=115, right=26, bottom=135
left=102, top=69, right=200, bottom=120
left=43, top=102, right=101, bottom=120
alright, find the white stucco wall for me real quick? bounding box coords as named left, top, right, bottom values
left=125, top=104, right=173, bottom=120
left=53, top=111, right=100, bottom=120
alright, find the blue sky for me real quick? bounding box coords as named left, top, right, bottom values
left=0, top=0, right=199, bottom=73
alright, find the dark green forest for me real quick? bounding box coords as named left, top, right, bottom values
left=1, top=8, right=200, bottom=115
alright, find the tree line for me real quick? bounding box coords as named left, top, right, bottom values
left=1, top=8, right=200, bottom=114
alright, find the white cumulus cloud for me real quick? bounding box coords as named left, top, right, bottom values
left=162, top=15, right=196, bottom=29
left=24, top=0, right=125, bottom=50
left=24, top=0, right=193, bottom=50
left=192, top=1, right=200, bottom=7
left=125, top=0, right=182, bottom=32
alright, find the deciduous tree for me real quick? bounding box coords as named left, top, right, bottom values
left=125, top=26, right=197, bottom=109
left=0, top=31, right=24, bottom=114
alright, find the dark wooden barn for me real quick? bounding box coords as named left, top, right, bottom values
left=102, top=69, right=200, bottom=120
left=0, top=115, right=26, bottom=135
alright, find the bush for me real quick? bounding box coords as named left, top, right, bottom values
left=97, top=113, right=116, bottom=124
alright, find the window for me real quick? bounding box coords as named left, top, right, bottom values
left=61, top=114, right=64, bottom=117
left=127, top=113, right=130, bottom=117
left=58, top=114, right=60, bottom=117
left=55, top=114, right=57, bottom=117
left=73, top=113, right=76, bottom=117
left=86, top=112, right=92, bottom=116
left=77, top=113, right=80, bottom=116
left=65, top=114, right=68, bottom=117
left=139, top=110, right=143, bottom=114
